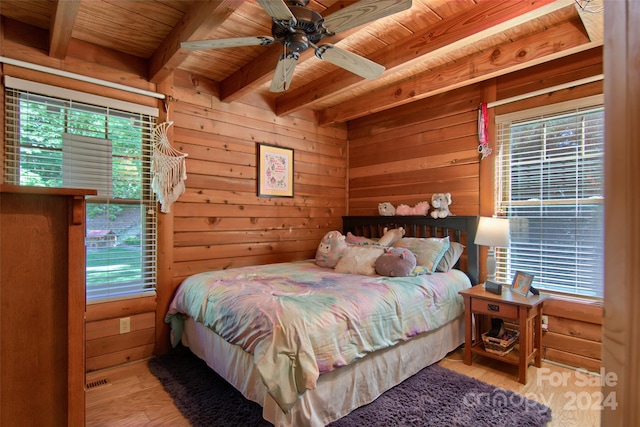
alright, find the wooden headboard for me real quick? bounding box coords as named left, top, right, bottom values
left=342, top=216, right=479, bottom=285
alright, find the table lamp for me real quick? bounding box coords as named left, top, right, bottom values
left=474, top=216, right=510, bottom=282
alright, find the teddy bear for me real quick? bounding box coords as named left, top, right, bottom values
left=378, top=227, right=405, bottom=246
left=378, top=202, right=396, bottom=216
left=395, top=201, right=430, bottom=216
left=315, top=230, right=347, bottom=268
left=430, top=193, right=452, bottom=218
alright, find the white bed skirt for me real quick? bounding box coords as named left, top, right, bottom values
left=182, top=315, right=464, bottom=427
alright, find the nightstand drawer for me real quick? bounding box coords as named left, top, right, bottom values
left=471, top=299, right=518, bottom=318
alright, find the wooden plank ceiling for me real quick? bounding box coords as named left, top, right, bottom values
left=0, top=0, right=603, bottom=125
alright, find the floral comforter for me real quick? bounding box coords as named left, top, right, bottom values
left=166, top=260, right=470, bottom=412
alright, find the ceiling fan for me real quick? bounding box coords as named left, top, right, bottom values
left=181, top=0, right=412, bottom=92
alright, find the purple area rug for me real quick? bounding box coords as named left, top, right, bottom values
left=148, top=345, right=551, bottom=427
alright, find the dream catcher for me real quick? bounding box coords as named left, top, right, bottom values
left=477, top=102, right=492, bottom=160
left=151, top=121, right=188, bottom=213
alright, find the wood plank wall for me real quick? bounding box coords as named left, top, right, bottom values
left=347, top=84, right=482, bottom=217
left=168, top=75, right=347, bottom=284
left=347, top=47, right=605, bottom=372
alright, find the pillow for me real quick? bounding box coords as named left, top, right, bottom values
left=375, top=247, right=417, bottom=277
left=393, top=237, right=450, bottom=274
left=315, top=230, right=347, bottom=268
left=334, top=245, right=385, bottom=276
left=435, top=241, right=465, bottom=272
left=345, top=232, right=380, bottom=246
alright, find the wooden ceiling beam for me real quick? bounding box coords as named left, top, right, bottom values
left=317, top=19, right=593, bottom=125
left=149, top=0, right=242, bottom=84
left=49, top=0, right=81, bottom=59
left=275, top=0, right=572, bottom=117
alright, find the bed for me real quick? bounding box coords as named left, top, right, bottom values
left=165, top=215, right=479, bottom=426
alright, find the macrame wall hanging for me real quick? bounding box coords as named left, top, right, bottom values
left=477, top=102, right=492, bottom=160
left=151, top=120, right=188, bottom=213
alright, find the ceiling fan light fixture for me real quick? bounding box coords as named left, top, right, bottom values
left=286, top=0, right=310, bottom=6
left=272, top=6, right=325, bottom=51
left=287, top=30, right=309, bottom=53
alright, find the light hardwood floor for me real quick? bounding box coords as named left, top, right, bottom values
left=86, top=348, right=602, bottom=426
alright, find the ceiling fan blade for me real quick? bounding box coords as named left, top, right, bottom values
left=181, top=36, right=274, bottom=51
left=316, top=45, right=384, bottom=80
left=257, top=0, right=296, bottom=23
left=270, top=53, right=299, bottom=93
left=323, top=0, right=412, bottom=34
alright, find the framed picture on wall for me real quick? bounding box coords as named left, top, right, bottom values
left=257, top=143, right=294, bottom=198
left=511, top=271, right=534, bottom=296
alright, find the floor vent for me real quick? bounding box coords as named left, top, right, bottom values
left=86, top=378, right=109, bottom=390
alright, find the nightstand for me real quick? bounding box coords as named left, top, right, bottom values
left=459, top=284, right=548, bottom=384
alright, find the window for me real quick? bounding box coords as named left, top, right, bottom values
left=495, top=97, right=604, bottom=298
left=4, top=78, right=157, bottom=302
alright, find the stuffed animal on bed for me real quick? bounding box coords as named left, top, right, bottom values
left=395, top=201, right=430, bottom=216
left=375, top=247, right=417, bottom=277
left=315, top=230, right=347, bottom=268
left=345, top=232, right=379, bottom=245
left=378, top=202, right=396, bottom=216
left=430, top=193, right=452, bottom=218
left=378, top=227, right=405, bottom=246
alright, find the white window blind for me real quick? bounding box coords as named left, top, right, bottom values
left=63, top=133, right=113, bottom=197
left=4, top=84, right=157, bottom=302
left=495, top=102, right=604, bottom=298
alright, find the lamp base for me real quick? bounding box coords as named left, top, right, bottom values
left=486, top=247, right=496, bottom=283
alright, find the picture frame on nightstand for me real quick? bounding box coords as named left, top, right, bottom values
left=511, top=271, right=534, bottom=296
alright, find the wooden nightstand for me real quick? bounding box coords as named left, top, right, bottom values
left=459, top=284, right=548, bottom=385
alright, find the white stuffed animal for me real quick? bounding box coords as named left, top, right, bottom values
left=378, top=227, right=405, bottom=246
left=430, top=193, right=452, bottom=218
left=378, top=202, right=396, bottom=216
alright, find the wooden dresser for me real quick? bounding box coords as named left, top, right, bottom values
left=1, top=185, right=96, bottom=426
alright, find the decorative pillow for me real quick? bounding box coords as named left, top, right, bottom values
left=334, top=245, right=385, bottom=276
left=315, top=230, right=347, bottom=268
left=345, top=232, right=380, bottom=246
left=375, top=247, right=417, bottom=277
left=435, top=241, right=465, bottom=272
left=393, top=236, right=451, bottom=274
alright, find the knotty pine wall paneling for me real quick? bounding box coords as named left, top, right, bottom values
left=347, top=83, right=482, bottom=217
left=169, top=74, right=348, bottom=287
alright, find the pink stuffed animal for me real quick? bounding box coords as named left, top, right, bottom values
left=315, top=230, right=347, bottom=268
left=395, top=201, right=430, bottom=216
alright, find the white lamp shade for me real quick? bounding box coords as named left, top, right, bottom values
left=474, top=217, right=510, bottom=248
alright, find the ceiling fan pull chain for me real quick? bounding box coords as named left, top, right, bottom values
left=282, top=44, right=288, bottom=90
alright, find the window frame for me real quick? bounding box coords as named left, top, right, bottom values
left=3, top=78, right=158, bottom=303
left=494, top=95, right=604, bottom=299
